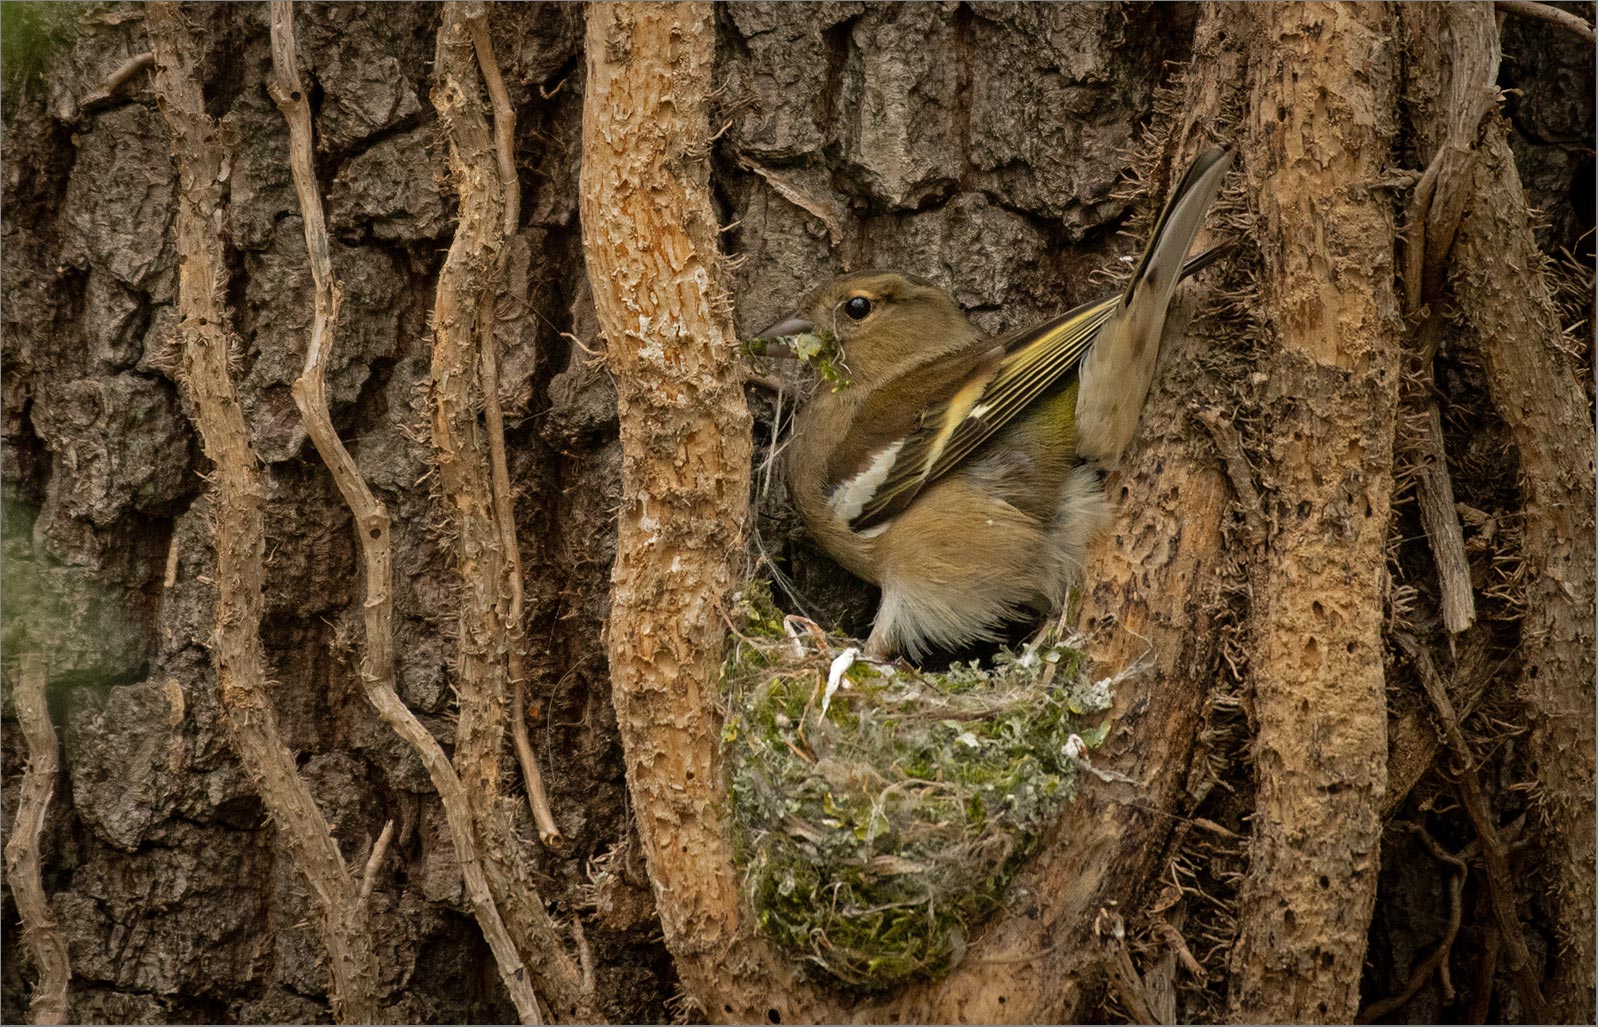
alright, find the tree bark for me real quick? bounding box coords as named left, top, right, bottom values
left=1224, top=5, right=1401, bottom=1023
left=3, top=2, right=1591, bottom=1022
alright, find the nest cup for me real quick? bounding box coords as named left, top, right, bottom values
left=722, top=583, right=1114, bottom=991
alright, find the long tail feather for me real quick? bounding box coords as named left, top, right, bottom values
left=1076, top=146, right=1234, bottom=463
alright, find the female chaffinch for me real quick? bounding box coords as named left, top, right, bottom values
left=758, top=147, right=1234, bottom=659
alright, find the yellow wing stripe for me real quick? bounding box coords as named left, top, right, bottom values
left=851, top=296, right=1118, bottom=530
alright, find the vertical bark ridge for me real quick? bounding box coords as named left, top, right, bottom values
left=1226, top=4, right=1402, bottom=1022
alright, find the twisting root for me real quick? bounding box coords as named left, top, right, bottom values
left=1393, top=631, right=1548, bottom=1022
left=148, top=6, right=382, bottom=1020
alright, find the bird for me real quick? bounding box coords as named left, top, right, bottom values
left=756, top=146, right=1234, bottom=660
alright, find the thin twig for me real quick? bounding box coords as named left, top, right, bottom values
left=267, top=5, right=558, bottom=1023
left=1358, top=823, right=1466, bottom=1021
left=3, top=652, right=71, bottom=1025
left=357, top=820, right=395, bottom=910
left=1393, top=631, right=1549, bottom=1022
left=1495, top=0, right=1596, bottom=42
left=466, top=5, right=564, bottom=854
left=431, top=6, right=589, bottom=1020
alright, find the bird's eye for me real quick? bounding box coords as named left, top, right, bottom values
left=843, top=296, right=872, bottom=320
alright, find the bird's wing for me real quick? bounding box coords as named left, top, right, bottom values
left=848, top=295, right=1118, bottom=532
left=844, top=241, right=1229, bottom=533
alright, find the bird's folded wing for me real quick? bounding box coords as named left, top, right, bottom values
left=849, top=295, right=1119, bottom=532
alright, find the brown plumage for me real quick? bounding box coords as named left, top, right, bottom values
left=767, top=148, right=1234, bottom=659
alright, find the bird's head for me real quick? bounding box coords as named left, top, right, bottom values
left=753, top=271, right=979, bottom=390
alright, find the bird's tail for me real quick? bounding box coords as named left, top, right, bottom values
left=1075, top=145, right=1234, bottom=464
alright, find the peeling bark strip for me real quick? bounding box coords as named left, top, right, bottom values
left=1226, top=4, right=1401, bottom=1023
left=145, top=5, right=381, bottom=1023
left=3, top=653, right=70, bottom=1025
left=429, top=6, right=590, bottom=1019
left=266, top=4, right=553, bottom=1023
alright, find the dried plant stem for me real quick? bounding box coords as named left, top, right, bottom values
left=357, top=820, right=395, bottom=911
left=1394, top=631, right=1548, bottom=1022
left=147, top=5, right=380, bottom=1021
left=3, top=652, right=71, bottom=1025
left=431, top=4, right=590, bottom=1019
left=466, top=6, right=563, bottom=853
left=265, top=4, right=557, bottom=1022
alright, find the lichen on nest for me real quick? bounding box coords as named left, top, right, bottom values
left=721, top=583, right=1114, bottom=992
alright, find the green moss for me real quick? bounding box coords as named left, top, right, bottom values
left=744, top=328, right=853, bottom=391
left=1, top=1, right=78, bottom=110
left=722, top=588, right=1113, bottom=992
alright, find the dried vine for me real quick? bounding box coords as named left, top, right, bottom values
left=465, top=6, right=563, bottom=853
left=2, top=652, right=70, bottom=1025
left=429, top=3, right=590, bottom=1019
left=265, top=3, right=549, bottom=1022
left=146, top=3, right=381, bottom=1021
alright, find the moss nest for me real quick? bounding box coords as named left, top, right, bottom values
left=722, top=584, right=1113, bottom=992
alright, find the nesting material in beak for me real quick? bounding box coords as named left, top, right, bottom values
left=747, top=315, right=816, bottom=358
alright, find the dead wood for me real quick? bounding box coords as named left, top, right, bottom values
left=1394, top=631, right=1548, bottom=1021
left=2, top=652, right=71, bottom=1025
left=146, top=4, right=382, bottom=1021
left=265, top=4, right=555, bottom=1021
left=464, top=6, right=563, bottom=854
left=1225, top=5, right=1402, bottom=1023
left=428, top=4, right=591, bottom=1019
left=1406, top=6, right=1597, bottom=1019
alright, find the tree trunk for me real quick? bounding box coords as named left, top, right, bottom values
left=3, top=2, right=1591, bottom=1023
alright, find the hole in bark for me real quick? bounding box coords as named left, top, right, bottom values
left=767, top=1009, right=782, bottom=1024
left=998, top=995, right=1007, bottom=1005
left=1319, top=875, right=1330, bottom=889
left=1312, top=600, right=1325, bottom=618
left=724, top=1006, right=734, bottom=1015
left=290, top=90, right=301, bottom=102
left=368, top=527, right=381, bottom=539
left=686, top=769, right=695, bottom=781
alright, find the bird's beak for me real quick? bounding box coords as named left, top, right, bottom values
left=746, top=315, right=815, bottom=358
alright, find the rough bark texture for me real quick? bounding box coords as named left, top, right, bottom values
left=1224, top=5, right=1401, bottom=1022
left=2, top=2, right=1591, bottom=1023
left=578, top=2, right=768, bottom=1019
